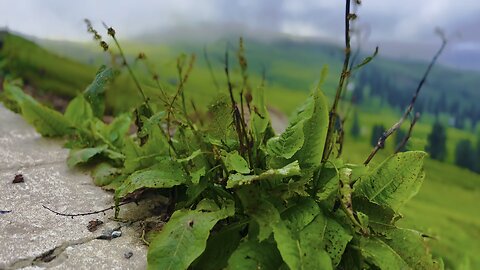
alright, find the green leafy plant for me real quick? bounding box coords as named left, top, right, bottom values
left=0, top=5, right=444, bottom=270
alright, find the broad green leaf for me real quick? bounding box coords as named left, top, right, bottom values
left=67, top=145, right=108, bottom=168
left=352, top=195, right=396, bottom=226
left=266, top=121, right=305, bottom=159
left=4, top=83, right=72, bottom=137
left=292, top=88, right=329, bottom=169
left=224, top=151, right=250, bottom=174
left=64, top=95, right=94, bottom=127
left=267, top=88, right=328, bottom=169
left=147, top=199, right=234, bottom=270
left=122, top=127, right=169, bottom=174
left=227, top=161, right=300, bottom=188
left=226, top=240, right=283, bottom=270
left=298, top=214, right=333, bottom=270
left=206, top=94, right=234, bottom=141
left=275, top=202, right=332, bottom=270
left=237, top=188, right=279, bottom=241
left=192, top=222, right=244, bottom=270
left=251, top=84, right=273, bottom=146
left=281, top=198, right=320, bottom=233
left=324, top=217, right=353, bottom=267
left=359, top=237, right=410, bottom=270
left=355, top=151, right=427, bottom=212
left=359, top=227, right=440, bottom=270
left=91, top=162, right=121, bottom=186
left=83, top=66, right=113, bottom=117
left=115, top=159, right=187, bottom=198
left=271, top=221, right=303, bottom=270
left=103, top=114, right=132, bottom=148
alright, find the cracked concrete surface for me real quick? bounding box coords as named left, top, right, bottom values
left=0, top=104, right=147, bottom=270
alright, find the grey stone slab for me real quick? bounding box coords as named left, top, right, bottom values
left=0, top=104, right=148, bottom=269
left=0, top=105, right=66, bottom=171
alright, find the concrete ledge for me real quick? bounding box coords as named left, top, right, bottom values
left=0, top=104, right=147, bottom=269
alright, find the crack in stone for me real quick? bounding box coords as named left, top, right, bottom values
left=4, top=225, right=123, bottom=269
left=4, top=236, right=97, bottom=269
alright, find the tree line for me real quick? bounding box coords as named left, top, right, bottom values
left=359, top=119, right=480, bottom=173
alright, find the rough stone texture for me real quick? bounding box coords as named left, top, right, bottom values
left=0, top=104, right=147, bottom=270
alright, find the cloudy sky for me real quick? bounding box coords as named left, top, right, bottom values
left=1, top=0, right=479, bottom=68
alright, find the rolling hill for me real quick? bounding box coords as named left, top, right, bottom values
left=1, top=31, right=479, bottom=269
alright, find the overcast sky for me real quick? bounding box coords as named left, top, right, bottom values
left=1, top=0, right=479, bottom=67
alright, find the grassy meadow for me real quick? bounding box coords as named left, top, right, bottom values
left=1, top=32, right=479, bottom=269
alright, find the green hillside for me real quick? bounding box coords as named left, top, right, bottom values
left=0, top=31, right=96, bottom=97
left=1, top=32, right=479, bottom=269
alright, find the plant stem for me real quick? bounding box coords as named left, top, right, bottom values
left=364, top=38, right=447, bottom=165
left=322, top=0, right=352, bottom=162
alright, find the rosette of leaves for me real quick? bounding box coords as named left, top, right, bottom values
left=2, top=62, right=442, bottom=270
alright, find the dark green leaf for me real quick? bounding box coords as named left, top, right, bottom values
left=226, top=239, right=283, bottom=270
left=147, top=200, right=234, bottom=270
left=83, top=66, right=113, bottom=117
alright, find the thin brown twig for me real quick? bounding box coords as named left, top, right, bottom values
left=364, top=37, right=447, bottom=165
left=42, top=201, right=133, bottom=218
left=395, top=112, right=420, bottom=153
left=322, top=0, right=353, bottom=162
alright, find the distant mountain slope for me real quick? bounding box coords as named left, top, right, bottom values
left=41, top=34, right=480, bottom=129
left=0, top=31, right=95, bottom=97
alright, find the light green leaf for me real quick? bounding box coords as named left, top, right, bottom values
left=83, top=66, right=113, bottom=117
left=4, top=83, right=72, bottom=137
left=227, top=161, right=300, bottom=188
left=267, top=123, right=305, bottom=159
left=298, top=214, right=333, bottom=270
left=224, top=151, right=250, bottom=174
left=115, top=159, right=187, bottom=198
left=64, top=95, right=94, bottom=127
left=91, top=162, right=121, bottom=186
left=206, top=94, right=234, bottom=141
left=103, top=114, right=132, bottom=147
left=359, top=237, right=410, bottom=270
left=355, top=151, right=427, bottom=212
left=359, top=227, right=440, bottom=270
left=190, top=166, right=206, bottom=185
left=251, top=84, right=273, bottom=145
left=67, top=145, right=108, bottom=168
left=267, top=88, right=328, bottom=169
left=122, top=129, right=168, bottom=174
left=177, top=149, right=203, bottom=163
left=292, top=88, right=329, bottom=169
left=147, top=200, right=234, bottom=270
